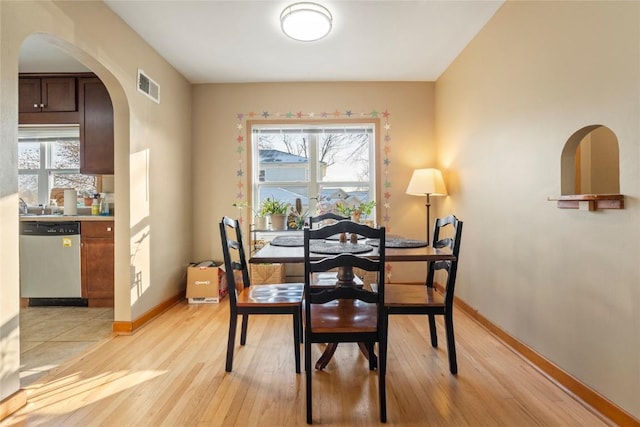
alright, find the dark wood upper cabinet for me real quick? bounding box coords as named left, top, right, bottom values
left=79, top=77, right=114, bottom=175
left=19, top=76, right=76, bottom=113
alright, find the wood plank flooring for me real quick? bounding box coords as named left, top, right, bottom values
left=2, top=300, right=612, bottom=426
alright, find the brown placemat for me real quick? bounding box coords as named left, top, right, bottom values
left=309, top=242, right=373, bottom=254
left=365, top=238, right=428, bottom=248
left=270, top=236, right=304, bottom=247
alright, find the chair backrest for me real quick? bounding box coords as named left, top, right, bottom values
left=426, top=215, right=463, bottom=306
left=219, top=216, right=252, bottom=309
left=308, top=212, right=348, bottom=229
left=303, top=220, right=385, bottom=313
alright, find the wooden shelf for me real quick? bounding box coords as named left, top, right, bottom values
left=548, top=194, right=624, bottom=210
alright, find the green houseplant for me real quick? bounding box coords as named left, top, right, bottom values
left=232, top=201, right=267, bottom=229
left=260, top=197, right=290, bottom=230
left=335, top=200, right=376, bottom=222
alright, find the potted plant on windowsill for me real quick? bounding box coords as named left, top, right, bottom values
left=232, top=201, right=267, bottom=230
left=260, top=197, right=291, bottom=231
left=336, top=200, right=376, bottom=223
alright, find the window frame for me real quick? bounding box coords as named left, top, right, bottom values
left=247, top=119, right=380, bottom=222
left=18, top=125, right=96, bottom=206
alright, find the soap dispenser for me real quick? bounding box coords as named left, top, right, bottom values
left=91, top=194, right=100, bottom=216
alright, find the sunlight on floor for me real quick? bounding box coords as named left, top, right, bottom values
left=20, top=307, right=114, bottom=387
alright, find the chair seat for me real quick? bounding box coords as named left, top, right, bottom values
left=237, top=283, right=304, bottom=306
left=310, top=300, right=377, bottom=333
left=384, top=284, right=445, bottom=307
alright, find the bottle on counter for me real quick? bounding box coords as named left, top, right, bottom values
left=91, top=194, right=100, bottom=216
left=99, top=193, right=110, bottom=216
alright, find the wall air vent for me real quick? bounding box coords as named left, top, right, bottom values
left=137, top=69, right=160, bottom=104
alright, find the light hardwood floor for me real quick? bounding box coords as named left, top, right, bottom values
left=3, top=300, right=612, bottom=426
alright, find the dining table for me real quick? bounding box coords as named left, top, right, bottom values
left=248, top=233, right=457, bottom=369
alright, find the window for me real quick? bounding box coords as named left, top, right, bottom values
left=18, top=125, right=97, bottom=206
left=251, top=122, right=376, bottom=219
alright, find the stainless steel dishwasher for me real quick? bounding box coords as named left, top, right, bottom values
left=19, top=221, right=83, bottom=303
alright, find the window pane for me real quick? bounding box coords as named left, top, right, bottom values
left=51, top=140, right=80, bottom=169
left=18, top=142, right=40, bottom=169
left=258, top=134, right=309, bottom=182
left=52, top=174, right=97, bottom=196
left=18, top=175, right=38, bottom=205
left=320, top=133, right=370, bottom=182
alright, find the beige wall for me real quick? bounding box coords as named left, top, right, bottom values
left=0, top=1, right=192, bottom=402
left=191, top=82, right=439, bottom=283
left=436, top=0, right=639, bottom=419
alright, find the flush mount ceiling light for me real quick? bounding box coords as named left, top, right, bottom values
left=280, top=2, right=332, bottom=42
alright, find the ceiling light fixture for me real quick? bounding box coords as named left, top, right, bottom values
left=280, top=2, right=332, bottom=42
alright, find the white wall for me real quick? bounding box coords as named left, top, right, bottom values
left=436, top=0, right=640, bottom=418
left=0, top=0, right=192, bottom=402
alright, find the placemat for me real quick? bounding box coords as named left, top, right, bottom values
left=270, top=236, right=304, bottom=247
left=365, top=238, right=428, bottom=248
left=309, top=242, right=374, bottom=254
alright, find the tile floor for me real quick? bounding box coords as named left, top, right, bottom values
left=19, top=306, right=114, bottom=387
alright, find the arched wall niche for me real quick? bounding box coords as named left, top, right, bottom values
left=552, top=124, right=623, bottom=210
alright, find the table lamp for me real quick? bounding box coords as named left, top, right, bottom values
left=406, top=168, right=447, bottom=244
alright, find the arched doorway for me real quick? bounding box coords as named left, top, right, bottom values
left=17, top=33, right=130, bottom=386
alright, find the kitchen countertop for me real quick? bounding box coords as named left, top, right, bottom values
left=20, top=215, right=114, bottom=222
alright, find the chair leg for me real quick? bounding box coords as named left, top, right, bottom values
left=240, top=314, right=249, bottom=345
left=428, top=314, right=438, bottom=347
left=379, top=316, right=388, bottom=422
left=225, top=314, right=237, bottom=372
left=365, top=341, right=376, bottom=371
left=305, top=331, right=313, bottom=423
left=299, top=306, right=304, bottom=343
left=444, top=312, right=458, bottom=374
left=293, top=312, right=301, bottom=373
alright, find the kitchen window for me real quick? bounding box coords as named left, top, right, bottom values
left=251, top=122, right=377, bottom=219
left=18, top=125, right=97, bottom=206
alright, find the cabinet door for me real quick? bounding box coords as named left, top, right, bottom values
left=19, top=78, right=42, bottom=113
left=79, top=78, right=114, bottom=174
left=81, top=221, right=114, bottom=307
left=41, top=77, right=77, bottom=112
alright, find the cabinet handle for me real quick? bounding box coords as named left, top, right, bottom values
left=33, top=103, right=39, bottom=108
left=40, top=103, right=45, bottom=108
left=107, top=227, right=112, bottom=232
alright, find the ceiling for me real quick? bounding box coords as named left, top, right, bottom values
left=19, top=1, right=504, bottom=84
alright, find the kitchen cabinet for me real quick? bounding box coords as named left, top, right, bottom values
left=19, top=76, right=77, bottom=113
left=79, top=77, right=114, bottom=174
left=81, top=221, right=114, bottom=307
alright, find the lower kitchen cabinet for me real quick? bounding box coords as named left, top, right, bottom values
left=81, top=221, right=114, bottom=307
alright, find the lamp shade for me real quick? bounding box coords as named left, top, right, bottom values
left=405, top=168, right=447, bottom=196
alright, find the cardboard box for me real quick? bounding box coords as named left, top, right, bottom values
left=186, top=261, right=228, bottom=303
left=250, top=263, right=285, bottom=285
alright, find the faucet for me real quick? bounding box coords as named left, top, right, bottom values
left=19, top=198, right=28, bottom=215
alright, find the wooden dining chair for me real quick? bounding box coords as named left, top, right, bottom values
left=382, top=214, right=463, bottom=374
left=303, top=220, right=387, bottom=424
left=219, top=216, right=303, bottom=373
